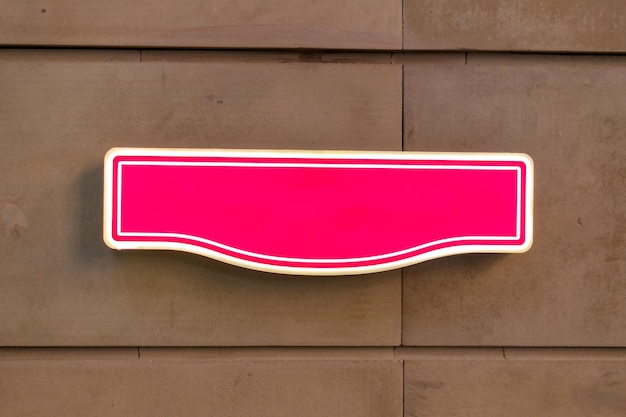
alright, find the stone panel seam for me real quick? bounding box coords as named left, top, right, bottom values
left=3, top=347, right=625, bottom=361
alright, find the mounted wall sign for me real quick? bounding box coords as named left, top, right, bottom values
left=104, top=148, right=533, bottom=275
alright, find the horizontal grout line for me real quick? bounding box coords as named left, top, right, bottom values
left=3, top=47, right=626, bottom=65
left=4, top=45, right=626, bottom=54
left=1, top=347, right=625, bottom=361
left=396, top=347, right=504, bottom=360
left=502, top=347, right=626, bottom=361
left=140, top=347, right=396, bottom=360
left=0, top=347, right=139, bottom=361
left=398, top=347, right=626, bottom=361
left=0, top=347, right=396, bottom=361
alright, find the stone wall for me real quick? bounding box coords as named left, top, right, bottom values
left=1, top=1, right=625, bottom=415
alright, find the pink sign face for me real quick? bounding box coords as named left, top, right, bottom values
left=104, top=148, right=533, bottom=275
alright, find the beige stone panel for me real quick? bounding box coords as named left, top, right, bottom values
left=403, top=55, right=626, bottom=346
left=0, top=0, right=401, bottom=49
left=405, top=0, right=626, bottom=52
left=0, top=358, right=403, bottom=417
left=404, top=352, right=626, bottom=417
left=0, top=57, right=402, bottom=346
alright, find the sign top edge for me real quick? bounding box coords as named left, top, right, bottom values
left=105, top=147, right=533, bottom=165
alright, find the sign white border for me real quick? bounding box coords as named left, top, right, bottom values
left=104, top=148, right=534, bottom=275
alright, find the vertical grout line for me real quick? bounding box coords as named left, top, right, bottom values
left=137, top=347, right=141, bottom=359
left=464, top=52, right=468, bottom=65
left=401, top=64, right=405, bottom=151
left=400, top=64, right=406, bottom=417
left=401, top=0, right=405, bottom=51
left=401, top=355, right=405, bottom=417
left=400, top=268, right=404, bottom=347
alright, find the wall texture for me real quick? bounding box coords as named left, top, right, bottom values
left=1, top=1, right=625, bottom=416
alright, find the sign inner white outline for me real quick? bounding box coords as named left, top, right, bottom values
left=114, top=161, right=524, bottom=264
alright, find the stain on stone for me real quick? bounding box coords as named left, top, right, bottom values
left=406, top=126, right=415, bottom=141
left=1, top=201, right=28, bottom=238
left=169, top=301, right=176, bottom=328
left=413, top=380, right=444, bottom=390
left=206, top=95, right=223, bottom=104
left=574, top=371, right=626, bottom=414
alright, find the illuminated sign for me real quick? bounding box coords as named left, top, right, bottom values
left=104, top=148, right=533, bottom=275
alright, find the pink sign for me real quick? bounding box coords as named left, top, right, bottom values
left=104, top=148, right=533, bottom=275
